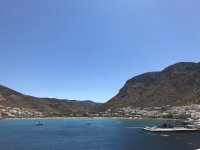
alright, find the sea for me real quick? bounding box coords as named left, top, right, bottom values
left=0, top=119, right=199, bottom=150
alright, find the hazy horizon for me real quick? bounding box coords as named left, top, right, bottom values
left=1, top=0, right=200, bottom=102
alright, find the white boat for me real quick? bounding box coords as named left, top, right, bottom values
left=143, top=123, right=200, bottom=132
left=143, top=126, right=199, bottom=132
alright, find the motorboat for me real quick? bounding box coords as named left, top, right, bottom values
left=86, top=122, right=92, bottom=125
left=35, top=121, right=43, bottom=126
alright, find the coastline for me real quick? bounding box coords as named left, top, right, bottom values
left=0, top=116, right=183, bottom=121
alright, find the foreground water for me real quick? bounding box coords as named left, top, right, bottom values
left=0, top=119, right=199, bottom=150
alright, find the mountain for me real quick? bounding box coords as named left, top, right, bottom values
left=2, top=62, right=200, bottom=117
left=100, top=62, right=200, bottom=111
left=0, top=85, right=101, bottom=115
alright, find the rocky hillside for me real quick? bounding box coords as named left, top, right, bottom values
left=100, top=62, right=200, bottom=111
left=0, top=85, right=100, bottom=115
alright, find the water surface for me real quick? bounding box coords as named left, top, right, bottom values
left=0, top=119, right=199, bottom=150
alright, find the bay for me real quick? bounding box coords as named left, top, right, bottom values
left=0, top=119, right=199, bottom=150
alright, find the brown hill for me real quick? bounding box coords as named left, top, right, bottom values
left=100, top=62, right=200, bottom=111
left=0, top=85, right=100, bottom=115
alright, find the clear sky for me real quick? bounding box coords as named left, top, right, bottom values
left=0, top=0, right=200, bottom=102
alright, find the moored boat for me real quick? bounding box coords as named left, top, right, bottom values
left=143, top=123, right=200, bottom=132
left=86, top=122, right=92, bottom=125
left=143, top=126, right=200, bottom=132
left=35, top=121, right=43, bottom=126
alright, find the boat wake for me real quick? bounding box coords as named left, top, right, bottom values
left=147, top=133, right=156, bottom=136
left=125, top=127, right=142, bottom=129
left=160, top=134, right=170, bottom=137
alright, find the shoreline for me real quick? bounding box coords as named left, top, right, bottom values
left=0, top=116, right=184, bottom=121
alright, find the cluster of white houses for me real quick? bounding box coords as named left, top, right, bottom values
left=1, top=104, right=200, bottom=119
left=99, top=104, right=200, bottom=119
left=0, top=105, right=43, bottom=118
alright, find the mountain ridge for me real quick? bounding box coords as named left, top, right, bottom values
left=99, top=62, right=200, bottom=111
left=1, top=62, right=200, bottom=116
left=0, top=85, right=101, bottom=115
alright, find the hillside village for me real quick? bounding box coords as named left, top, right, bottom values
left=1, top=103, right=200, bottom=120
left=0, top=105, right=43, bottom=119
left=97, top=104, right=200, bottom=120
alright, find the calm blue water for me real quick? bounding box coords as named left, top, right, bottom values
left=0, top=119, right=199, bottom=150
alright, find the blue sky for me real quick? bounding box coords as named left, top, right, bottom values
left=0, top=0, right=200, bottom=102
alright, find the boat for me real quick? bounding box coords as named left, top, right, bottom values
left=143, top=126, right=200, bottom=132
left=35, top=121, right=43, bottom=126
left=143, top=123, right=200, bottom=132
left=86, top=122, right=92, bottom=125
